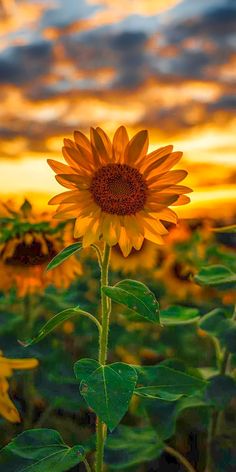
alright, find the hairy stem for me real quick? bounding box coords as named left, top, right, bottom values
left=165, top=445, right=197, bottom=472
left=95, top=243, right=111, bottom=472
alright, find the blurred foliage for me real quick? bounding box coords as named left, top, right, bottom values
left=0, top=216, right=236, bottom=470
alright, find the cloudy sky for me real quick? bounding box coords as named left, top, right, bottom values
left=0, top=0, right=235, bottom=216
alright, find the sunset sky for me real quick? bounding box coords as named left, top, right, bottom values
left=0, top=0, right=235, bottom=218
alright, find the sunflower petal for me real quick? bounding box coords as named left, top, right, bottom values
left=149, top=170, right=188, bottom=189
left=157, top=207, right=178, bottom=224
left=57, top=173, right=91, bottom=188
left=171, top=195, right=191, bottom=206
left=96, top=127, right=112, bottom=157
left=144, top=152, right=183, bottom=180
left=119, top=226, right=132, bottom=257
left=74, top=130, right=91, bottom=152
left=112, top=125, right=129, bottom=163
left=47, top=159, right=77, bottom=175
left=140, top=145, right=173, bottom=171
left=124, top=130, right=149, bottom=166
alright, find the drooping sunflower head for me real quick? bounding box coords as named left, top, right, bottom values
left=0, top=200, right=82, bottom=296
left=48, top=126, right=192, bottom=256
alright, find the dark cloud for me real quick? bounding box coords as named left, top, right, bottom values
left=0, top=42, right=53, bottom=85
left=166, top=6, right=236, bottom=44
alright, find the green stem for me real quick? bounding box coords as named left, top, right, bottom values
left=95, top=243, right=111, bottom=472
left=165, top=445, right=197, bottom=472
left=83, top=458, right=92, bottom=472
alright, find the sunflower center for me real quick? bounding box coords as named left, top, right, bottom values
left=3, top=237, right=57, bottom=267
left=90, top=164, right=147, bottom=215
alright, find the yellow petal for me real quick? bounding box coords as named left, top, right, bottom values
left=118, top=226, right=132, bottom=257
left=112, top=125, right=129, bottom=163
left=96, top=127, right=112, bottom=158
left=74, top=130, right=91, bottom=152
left=124, top=130, right=148, bottom=166
left=102, top=215, right=120, bottom=246
left=171, top=195, right=191, bottom=206
left=47, top=159, right=77, bottom=175
left=157, top=207, right=178, bottom=224
left=144, top=152, right=183, bottom=180
left=149, top=170, right=188, bottom=189
left=82, top=218, right=101, bottom=246
left=2, top=358, right=39, bottom=370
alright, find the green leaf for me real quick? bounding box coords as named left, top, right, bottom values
left=0, top=429, right=85, bottom=472
left=46, top=242, right=83, bottom=271
left=135, top=386, right=182, bottom=401
left=205, top=375, right=236, bottom=410
left=145, top=393, right=207, bottom=440
left=20, top=307, right=82, bottom=347
left=199, top=309, right=236, bottom=354
left=74, top=358, right=100, bottom=382
left=135, top=364, right=207, bottom=399
left=160, top=305, right=200, bottom=325
left=213, top=225, right=236, bottom=233
left=103, top=279, right=160, bottom=323
left=105, top=425, right=164, bottom=469
left=194, top=265, right=236, bottom=290
left=77, top=361, right=137, bottom=431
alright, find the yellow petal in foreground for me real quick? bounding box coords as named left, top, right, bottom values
left=48, top=126, right=191, bottom=256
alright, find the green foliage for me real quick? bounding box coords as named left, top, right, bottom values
left=74, top=359, right=137, bottom=431
left=205, top=375, right=236, bottom=410
left=20, top=307, right=83, bottom=346
left=105, top=425, right=164, bottom=469
left=103, top=279, right=160, bottom=323
left=145, top=394, right=207, bottom=440
left=160, top=305, right=200, bottom=325
left=46, top=242, right=83, bottom=271
left=0, top=429, right=85, bottom=471
left=199, top=308, right=236, bottom=354
left=194, top=265, right=236, bottom=290
left=135, top=363, right=207, bottom=400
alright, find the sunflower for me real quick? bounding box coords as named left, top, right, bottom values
left=48, top=126, right=191, bottom=256
left=111, top=240, right=161, bottom=274
left=153, top=252, right=202, bottom=302
left=0, top=200, right=82, bottom=296
left=0, top=351, right=38, bottom=423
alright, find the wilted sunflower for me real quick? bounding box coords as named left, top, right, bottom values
left=0, top=351, right=38, bottom=423
left=111, top=240, right=161, bottom=274
left=0, top=200, right=82, bottom=296
left=48, top=126, right=192, bottom=256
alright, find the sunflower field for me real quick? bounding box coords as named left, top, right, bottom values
left=0, top=1, right=235, bottom=472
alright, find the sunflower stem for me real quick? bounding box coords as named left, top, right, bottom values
left=95, top=243, right=111, bottom=472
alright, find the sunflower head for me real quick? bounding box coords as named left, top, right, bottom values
left=48, top=126, right=192, bottom=256
left=0, top=200, right=82, bottom=295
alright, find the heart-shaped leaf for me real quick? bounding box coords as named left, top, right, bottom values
left=77, top=361, right=137, bottom=431
left=0, top=428, right=85, bottom=471
left=102, top=279, right=160, bottom=323
left=74, top=358, right=100, bottom=382
left=105, top=425, right=164, bottom=469
left=160, top=305, right=200, bottom=325
left=194, top=265, right=236, bottom=290
left=20, top=307, right=84, bottom=347
left=46, top=242, right=82, bottom=271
